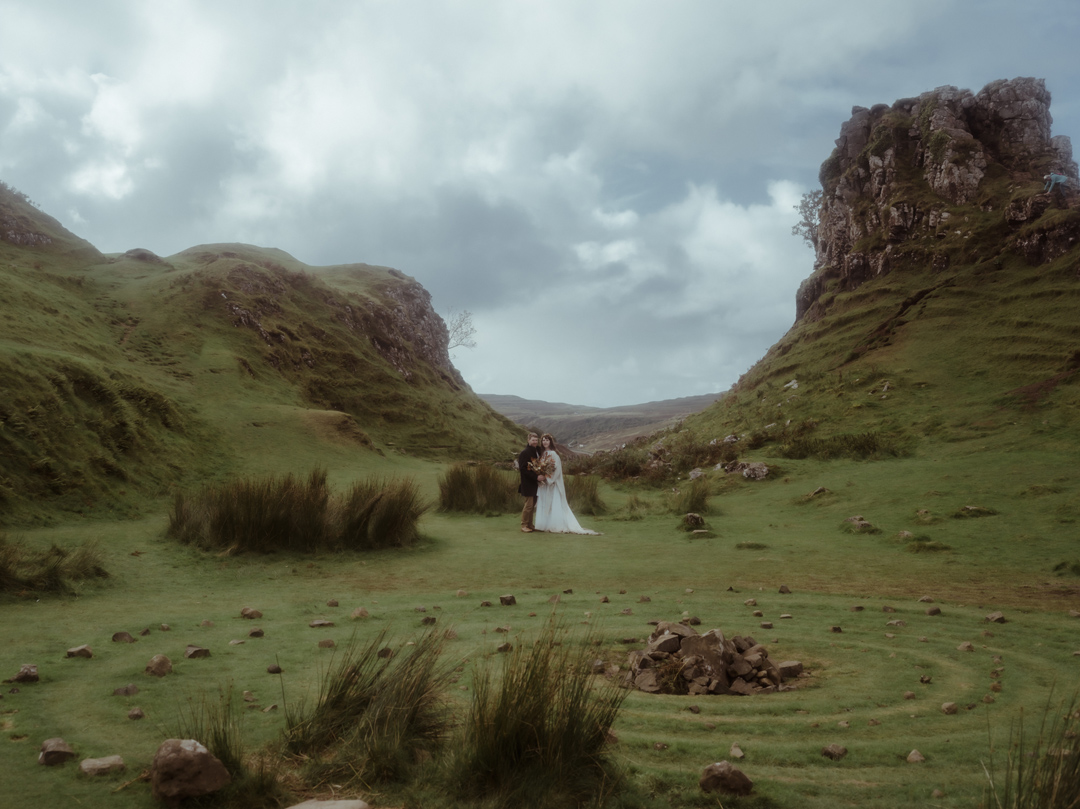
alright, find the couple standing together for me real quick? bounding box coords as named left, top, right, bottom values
left=517, top=432, right=599, bottom=535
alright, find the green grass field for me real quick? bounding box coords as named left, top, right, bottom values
left=2, top=436, right=1077, bottom=808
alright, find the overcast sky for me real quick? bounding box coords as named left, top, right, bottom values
left=2, top=1, right=1078, bottom=406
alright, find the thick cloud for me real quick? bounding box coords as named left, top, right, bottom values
left=3, top=0, right=1078, bottom=405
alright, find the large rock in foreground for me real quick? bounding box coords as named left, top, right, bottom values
left=150, top=739, right=231, bottom=807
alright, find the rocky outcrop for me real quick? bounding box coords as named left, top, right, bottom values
left=799, top=78, right=1079, bottom=321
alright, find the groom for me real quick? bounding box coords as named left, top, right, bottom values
left=517, top=432, right=545, bottom=533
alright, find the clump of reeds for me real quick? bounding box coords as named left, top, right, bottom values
left=0, top=533, right=108, bottom=595
left=983, top=692, right=1080, bottom=809
left=167, top=469, right=428, bottom=553
left=566, top=474, right=605, bottom=515
left=449, top=618, right=627, bottom=807
left=780, top=431, right=912, bottom=460
left=669, top=478, right=710, bottom=515
left=438, top=463, right=517, bottom=514
left=285, top=629, right=452, bottom=787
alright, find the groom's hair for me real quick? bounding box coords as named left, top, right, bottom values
left=527, top=432, right=539, bottom=440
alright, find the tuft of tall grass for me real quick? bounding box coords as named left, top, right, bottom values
left=781, top=431, right=912, bottom=460
left=983, top=692, right=1080, bottom=809
left=0, top=533, right=108, bottom=595
left=285, top=629, right=452, bottom=787
left=449, top=618, right=627, bottom=807
left=669, top=478, right=711, bottom=515
left=167, top=469, right=428, bottom=553
left=438, top=463, right=518, bottom=514
left=566, top=474, right=605, bottom=515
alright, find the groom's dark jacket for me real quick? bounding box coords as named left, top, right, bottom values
left=517, top=445, right=541, bottom=497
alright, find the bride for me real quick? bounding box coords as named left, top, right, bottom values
left=533, top=434, right=599, bottom=535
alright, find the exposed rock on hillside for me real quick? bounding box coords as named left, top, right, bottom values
left=799, top=77, right=1079, bottom=321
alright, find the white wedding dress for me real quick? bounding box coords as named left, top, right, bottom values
left=534, top=450, right=599, bottom=535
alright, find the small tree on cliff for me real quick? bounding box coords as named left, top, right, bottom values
left=445, top=308, right=477, bottom=351
left=791, top=189, right=823, bottom=251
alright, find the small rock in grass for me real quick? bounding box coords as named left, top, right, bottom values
left=480, top=600, right=493, bottom=607
left=907, top=749, right=925, bottom=763
left=780, top=613, right=793, bottom=619
left=868, top=718, right=881, bottom=726
left=821, top=743, right=847, bottom=761
left=200, top=620, right=213, bottom=627
left=918, top=596, right=934, bottom=603
left=128, top=708, right=145, bottom=720
left=760, top=622, right=773, bottom=629
left=983, top=695, right=996, bottom=703
left=957, top=641, right=975, bottom=652
left=882, top=605, right=896, bottom=613
left=887, top=620, right=906, bottom=627
left=309, top=619, right=334, bottom=628
left=499, top=594, right=517, bottom=606
left=850, top=605, right=864, bottom=612
left=903, top=691, right=916, bottom=700
left=744, top=598, right=757, bottom=607
left=80, top=755, right=125, bottom=776
left=941, top=702, right=958, bottom=715
left=729, top=743, right=744, bottom=759
left=688, top=705, right=701, bottom=714
left=621, top=608, right=633, bottom=615
left=415, top=605, right=427, bottom=613
left=421, top=616, right=437, bottom=625
left=240, top=607, right=262, bottom=619
left=654, top=742, right=668, bottom=750
left=830, top=626, right=842, bottom=633
left=160, top=624, right=170, bottom=631
left=67, top=645, right=93, bottom=659
left=318, top=639, right=336, bottom=649
left=184, top=645, right=210, bottom=659
left=145, top=655, right=172, bottom=677
left=248, top=628, right=264, bottom=638
left=600, top=596, right=610, bottom=603
left=932, top=790, right=945, bottom=799
left=326, top=599, right=338, bottom=607
left=926, top=607, right=942, bottom=616
left=779, top=585, right=791, bottom=594
left=638, top=595, right=651, bottom=603
left=991, top=682, right=1003, bottom=692
left=228, top=640, right=244, bottom=646
left=985, top=611, right=1007, bottom=623
left=920, top=675, right=933, bottom=684
left=496, top=642, right=512, bottom=653
left=38, top=738, right=76, bottom=766
left=837, top=720, right=849, bottom=728
left=113, top=684, right=139, bottom=696
left=752, top=610, right=763, bottom=617
left=377, top=647, right=394, bottom=659
left=267, top=664, right=282, bottom=674
left=139, top=628, right=151, bottom=637
left=112, top=632, right=136, bottom=643
left=351, top=607, right=369, bottom=619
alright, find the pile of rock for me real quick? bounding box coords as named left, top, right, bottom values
left=626, top=621, right=802, bottom=696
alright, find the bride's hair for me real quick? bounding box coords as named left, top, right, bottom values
left=541, top=433, right=556, bottom=449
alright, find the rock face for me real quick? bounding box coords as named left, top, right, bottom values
left=626, top=621, right=800, bottom=696
left=150, top=739, right=231, bottom=807
left=798, top=77, right=1079, bottom=322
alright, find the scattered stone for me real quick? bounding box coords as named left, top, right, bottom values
left=779, top=585, right=791, bottom=594
left=38, top=737, right=76, bottom=766
left=499, top=594, right=517, bottom=606
left=699, top=761, right=753, bottom=795
left=760, top=622, right=773, bottom=630
left=686, top=616, right=702, bottom=626
left=1069, top=610, right=1080, bottom=618
left=240, top=607, right=262, bottom=619
left=267, top=665, right=283, bottom=674
left=780, top=613, right=793, bottom=620
left=415, top=605, right=427, bottom=613
left=351, top=607, right=369, bottom=619
left=495, top=625, right=510, bottom=634
left=112, top=632, right=136, bottom=643
left=248, top=628, right=265, bottom=638
left=985, top=611, right=1007, bottom=624
left=286, top=800, right=371, bottom=809
left=821, top=743, right=848, bottom=761
left=991, top=682, right=1003, bottom=693
left=868, top=718, right=881, bottom=726
left=886, top=620, right=906, bottom=627
left=150, top=739, right=231, bottom=806
left=920, top=675, right=933, bottom=684
left=925, top=607, right=942, bottom=616
left=160, top=624, right=170, bottom=631
left=184, top=645, right=210, bottom=659
left=421, top=616, right=437, bottom=626
left=653, top=742, right=668, bottom=750
left=919, top=637, right=929, bottom=643
left=262, top=704, right=278, bottom=713
left=685, top=588, right=694, bottom=594
left=377, top=647, right=394, bottom=659
left=621, top=608, right=633, bottom=615
left=729, top=743, right=744, bottom=759
left=777, top=661, right=803, bottom=678
left=480, top=600, right=493, bottom=607
left=113, top=684, right=139, bottom=696
left=907, top=749, right=926, bottom=763
left=229, top=640, right=245, bottom=646
left=918, top=596, right=934, bottom=603
left=882, top=605, right=896, bottom=613
left=942, top=702, right=958, bottom=715
left=983, top=694, right=996, bottom=704
left=128, top=708, right=145, bottom=720
left=885, top=633, right=895, bottom=639
left=139, top=628, right=151, bottom=637
left=932, top=790, right=945, bottom=799
left=326, top=599, right=339, bottom=607
left=837, top=720, right=849, bottom=728
left=80, top=755, right=125, bottom=776
left=638, top=595, right=651, bottom=603
left=309, top=620, right=334, bottom=628
left=318, top=639, right=336, bottom=649
left=7, top=664, right=39, bottom=683
left=957, top=641, right=975, bottom=652
left=903, top=691, right=916, bottom=700
left=200, top=620, right=214, bottom=627
left=752, top=610, right=763, bottom=617
left=850, top=605, right=864, bottom=612
left=145, top=655, right=173, bottom=677
left=744, top=599, right=757, bottom=607
left=688, top=705, right=701, bottom=714
left=563, top=588, right=573, bottom=594
left=600, top=596, right=610, bottom=603
left=619, top=589, right=627, bottom=594
left=497, top=642, right=512, bottom=653
left=830, top=626, right=842, bottom=633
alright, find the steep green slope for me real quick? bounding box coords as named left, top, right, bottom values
left=0, top=186, right=521, bottom=524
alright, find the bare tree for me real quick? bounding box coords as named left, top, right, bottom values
left=791, top=189, right=823, bottom=251
left=445, top=308, right=477, bottom=350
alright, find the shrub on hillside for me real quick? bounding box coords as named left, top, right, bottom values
left=438, top=463, right=518, bottom=514
left=780, top=431, right=912, bottom=460
left=449, top=619, right=627, bottom=806
left=669, top=478, right=711, bottom=515
left=167, top=469, right=428, bottom=553
left=0, top=533, right=108, bottom=595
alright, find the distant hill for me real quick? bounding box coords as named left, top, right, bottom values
left=480, top=392, right=723, bottom=449
left=0, top=184, right=521, bottom=523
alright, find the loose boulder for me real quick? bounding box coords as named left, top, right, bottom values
left=38, top=737, right=76, bottom=766
left=699, top=760, right=753, bottom=795
left=822, top=743, right=848, bottom=761
left=80, top=755, right=125, bottom=776
left=66, top=645, right=93, bottom=659
left=146, top=655, right=173, bottom=677
left=150, top=739, right=231, bottom=807
left=7, top=664, right=39, bottom=683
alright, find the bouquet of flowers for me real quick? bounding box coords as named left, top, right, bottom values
left=528, top=453, right=556, bottom=480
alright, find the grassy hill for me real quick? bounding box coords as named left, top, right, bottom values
left=0, top=184, right=521, bottom=525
